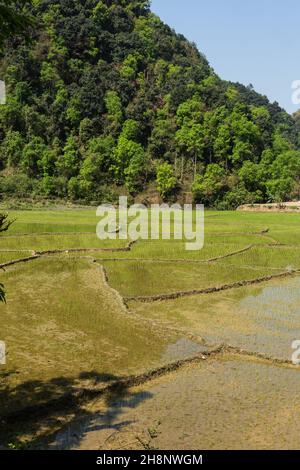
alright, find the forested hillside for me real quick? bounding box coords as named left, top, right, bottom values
left=0, top=0, right=300, bottom=207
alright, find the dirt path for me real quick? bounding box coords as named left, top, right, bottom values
left=125, top=269, right=300, bottom=303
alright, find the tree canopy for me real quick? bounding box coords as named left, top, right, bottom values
left=0, top=0, right=299, bottom=207
left=0, top=0, right=33, bottom=49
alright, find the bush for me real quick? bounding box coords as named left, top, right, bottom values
left=0, top=173, right=34, bottom=198
left=156, top=163, right=177, bottom=199
left=192, top=164, right=227, bottom=205
left=217, top=186, right=263, bottom=210
left=266, top=178, right=294, bottom=202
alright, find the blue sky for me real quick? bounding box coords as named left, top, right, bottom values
left=151, top=0, right=300, bottom=114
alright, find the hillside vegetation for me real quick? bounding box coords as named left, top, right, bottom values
left=0, top=0, right=300, bottom=207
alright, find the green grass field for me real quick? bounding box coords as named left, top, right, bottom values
left=1, top=208, right=300, bottom=448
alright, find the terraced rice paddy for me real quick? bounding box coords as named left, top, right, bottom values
left=1, top=208, right=300, bottom=449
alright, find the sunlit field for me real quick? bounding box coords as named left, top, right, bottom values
left=1, top=208, right=300, bottom=449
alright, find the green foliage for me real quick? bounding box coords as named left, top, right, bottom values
left=111, top=120, right=143, bottom=184
left=148, top=111, right=176, bottom=161
left=80, top=135, right=115, bottom=195
left=67, top=176, right=81, bottom=201
left=21, top=137, right=47, bottom=177
left=0, top=0, right=299, bottom=206
left=120, top=53, right=140, bottom=79
left=0, top=173, right=34, bottom=198
left=124, top=146, right=146, bottom=194
left=219, top=185, right=262, bottom=210
left=238, top=161, right=265, bottom=193
left=272, top=131, right=293, bottom=156
left=192, top=164, right=227, bottom=205
left=266, top=178, right=294, bottom=203
left=0, top=0, right=33, bottom=50
left=156, top=163, right=177, bottom=199
left=120, top=120, right=140, bottom=141
left=56, top=136, right=80, bottom=179
left=270, top=150, right=300, bottom=180
left=0, top=131, right=24, bottom=167
left=104, top=90, right=123, bottom=134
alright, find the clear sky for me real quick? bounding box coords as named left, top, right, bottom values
left=151, top=0, right=300, bottom=114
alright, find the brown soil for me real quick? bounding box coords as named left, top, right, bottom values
left=238, top=202, right=300, bottom=212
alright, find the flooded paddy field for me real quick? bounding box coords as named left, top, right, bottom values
left=1, top=209, right=300, bottom=449
left=52, top=354, right=300, bottom=450
left=132, top=277, right=300, bottom=360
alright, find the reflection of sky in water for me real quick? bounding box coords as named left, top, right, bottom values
left=240, top=277, right=300, bottom=331
left=161, top=338, right=207, bottom=363
left=237, top=277, right=300, bottom=359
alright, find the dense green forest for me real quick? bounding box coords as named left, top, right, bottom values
left=0, top=0, right=300, bottom=208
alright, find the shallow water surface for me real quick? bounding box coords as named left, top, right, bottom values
left=133, top=275, right=300, bottom=361
left=238, top=277, right=300, bottom=359
left=51, top=355, right=300, bottom=450
left=160, top=338, right=208, bottom=363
